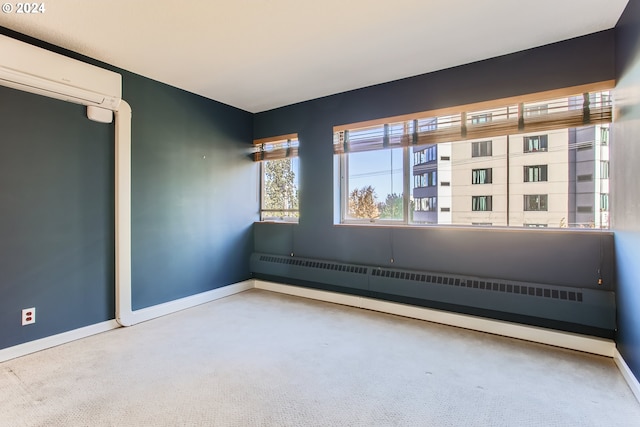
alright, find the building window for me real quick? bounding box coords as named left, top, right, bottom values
left=414, top=170, right=437, bottom=188
left=472, top=168, right=492, bottom=184
left=524, top=165, right=548, bottom=182
left=525, top=104, right=549, bottom=116
left=413, top=145, right=437, bottom=165
left=441, top=207, right=451, bottom=212
left=601, top=194, right=609, bottom=211
left=441, top=181, right=450, bottom=187
left=524, top=135, right=548, bottom=153
left=416, top=197, right=437, bottom=212
left=471, top=113, right=492, bottom=124
left=524, top=194, right=548, bottom=211
left=577, top=206, right=593, bottom=213
left=472, top=140, right=492, bottom=157
left=577, top=174, right=593, bottom=182
left=255, top=135, right=300, bottom=222
left=600, top=161, right=610, bottom=179
left=600, top=127, right=609, bottom=145
left=441, top=156, right=450, bottom=161
left=472, top=196, right=492, bottom=211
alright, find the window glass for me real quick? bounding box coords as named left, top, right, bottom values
left=344, top=149, right=404, bottom=221
left=472, top=196, right=492, bottom=211
left=472, top=168, right=492, bottom=184
left=524, top=135, right=548, bottom=153
left=338, top=91, right=611, bottom=229
left=524, top=194, right=548, bottom=211
left=524, top=165, right=548, bottom=182
left=261, top=157, right=299, bottom=221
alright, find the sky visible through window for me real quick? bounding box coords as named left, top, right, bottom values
left=347, top=148, right=403, bottom=202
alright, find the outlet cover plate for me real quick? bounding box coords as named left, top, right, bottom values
left=22, top=307, right=35, bottom=325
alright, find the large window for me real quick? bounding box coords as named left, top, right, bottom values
left=254, top=134, right=300, bottom=221
left=335, top=86, right=612, bottom=229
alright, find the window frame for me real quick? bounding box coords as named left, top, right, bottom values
left=415, top=196, right=437, bottom=212
left=340, top=147, right=410, bottom=225
left=335, top=81, right=613, bottom=230
left=255, top=133, right=300, bottom=222
left=600, top=193, right=609, bottom=212
left=523, top=135, right=548, bottom=153
left=472, top=195, right=493, bottom=212
left=472, top=168, right=493, bottom=184
left=524, top=165, right=548, bottom=183
left=472, top=140, right=493, bottom=158
left=523, top=194, right=548, bottom=211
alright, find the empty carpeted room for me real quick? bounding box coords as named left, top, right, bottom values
left=2, top=1, right=640, bottom=426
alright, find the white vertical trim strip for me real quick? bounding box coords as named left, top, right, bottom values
left=114, top=100, right=133, bottom=326
left=0, top=320, right=120, bottom=363
left=254, top=280, right=615, bottom=357
left=614, top=349, right=640, bottom=404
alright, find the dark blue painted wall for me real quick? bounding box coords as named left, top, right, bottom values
left=0, top=86, right=114, bottom=348
left=253, top=31, right=617, bottom=333
left=126, top=73, right=255, bottom=310
left=0, top=29, right=255, bottom=349
left=614, top=0, right=640, bottom=382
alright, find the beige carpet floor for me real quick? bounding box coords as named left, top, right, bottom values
left=1, top=288, right=639, bottom=426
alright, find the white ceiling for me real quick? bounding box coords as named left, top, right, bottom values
left=0, top=0, right=629, bottom=113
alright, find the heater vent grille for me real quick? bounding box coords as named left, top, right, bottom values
left=371, top=269, right=583, bottom=302
left=258, top=255, right=368, bottom=275
left=250, top=252, right=615, bottom=333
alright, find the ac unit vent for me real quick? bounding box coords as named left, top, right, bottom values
left=371, top=268, right=583, bottom=302
left=258, top=255, right=368, bottom=274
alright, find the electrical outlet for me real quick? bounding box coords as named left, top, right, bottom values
left=22, top=307, right=35, bottom=325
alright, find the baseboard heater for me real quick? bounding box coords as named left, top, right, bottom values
left=250, top=252, right=616, bottom=335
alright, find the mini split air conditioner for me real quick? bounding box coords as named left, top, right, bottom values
left=0, top=34, right=122, bottom=122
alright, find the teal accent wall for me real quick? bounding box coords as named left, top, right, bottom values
left=0, top=29, right=255, bottom=349
left=253, top=31, right=617, bottom=336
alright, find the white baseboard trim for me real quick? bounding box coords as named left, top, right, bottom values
left=2, top=278, right=625, bottom=380
left=254, top=280, right=615, bottom=357
left=614, top=349, right=640, bottom=404
left=122, top=280, right=254, bottom=326
left=0, top=320, right=120, bottom=363
left=0, top=281, right=253, bottom=363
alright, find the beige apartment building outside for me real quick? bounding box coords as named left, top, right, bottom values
left=449, top=129, right=574, bottom=228
left=414, top=112, right=610, bottom=228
